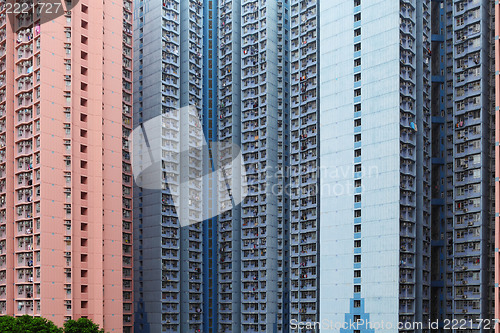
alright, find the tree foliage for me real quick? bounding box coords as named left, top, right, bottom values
left=0, top=315, right=17, bottom=332
left=64, top=318, right=105, bottom=333
left=7, top=315, right=62, bottom=332
left=0, top=316, right=105, bottom=333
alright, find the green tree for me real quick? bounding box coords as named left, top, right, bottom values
left=13, top=315, right=62, bottom=333
left=63, top=318, right=105, bottom=333
left=0, top=315, right=16, bottom=332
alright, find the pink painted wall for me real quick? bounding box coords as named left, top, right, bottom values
left=0, top=1, right=132, bottom=332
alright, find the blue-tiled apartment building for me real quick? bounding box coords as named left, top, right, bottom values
left=131, top=0, right=496, bottom=332
left=133, top=0, right=205, bottom=332
left=429, top=0, right=495, bottom=331
left=133, top=0, right=317, bottom=332
left=319, top=0, right=432, bottom=330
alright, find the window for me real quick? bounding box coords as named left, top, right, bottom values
left=354, top=28, right=361, bottom=37
left=354, top=225, right=361, bottom=233
left=354, top=58, right=361, bottom=67
left=354, top=13, right=361, bottom=22
left=354, top=255, right=361, bottom=263
left=354, top=270, right=361, bottom=277
left=354, top=300, right=361, bottom=308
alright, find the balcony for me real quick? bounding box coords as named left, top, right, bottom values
left=16, top=271, right=34, bottom=284
left=16, top=301, right=34, bottom=316
left=17, top=45, right=33, bottom=60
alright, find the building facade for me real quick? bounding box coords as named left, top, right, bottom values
left=430, top=0, right=495, bottom=331
left=133, top=0, right=498, bottom=332
left=133, top=0, right=206, bottom=332
left=202, top=1, right=219, bottom=332
left=289, top=0, right=320, bottom=327
left=0, top=0, right=133, bottom=332
left=319, top=0, right=431, bottom=330
left=235, top=0, right=287, bottom=331
left=218, top=0, right=319, bottom=331
left=319, top=0, right=497, bottom=332
left=134, top=0, right=320, bottom=332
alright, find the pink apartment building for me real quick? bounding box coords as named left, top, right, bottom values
left=0, top=1, right=133, bottom=332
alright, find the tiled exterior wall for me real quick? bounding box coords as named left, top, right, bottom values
left=0, top=1, right=133, bottom=332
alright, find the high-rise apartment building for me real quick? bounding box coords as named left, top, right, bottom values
left=319, top=0, right=432, bottom=330
left=133, top=0, right=205, bottom=332
left=134, top=0, right=497, bottom=332
left=429, top=0, right=495, bottom=331
left=134, top=0, right=320, bottom=332
left=235, top=0, right=288, bottom=331
left=218, top=0, right=320, bottom=330
left=201, top=1, right=219, bottom=332
left=217, top=0, right=243, bottom=330
left=430, top=0, right=448, bottom=326
left=319, top=0, right=497, bottom=332
left=289, top=0, right=320, bottom=326
left=0, top=0, right=134, bottom=332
